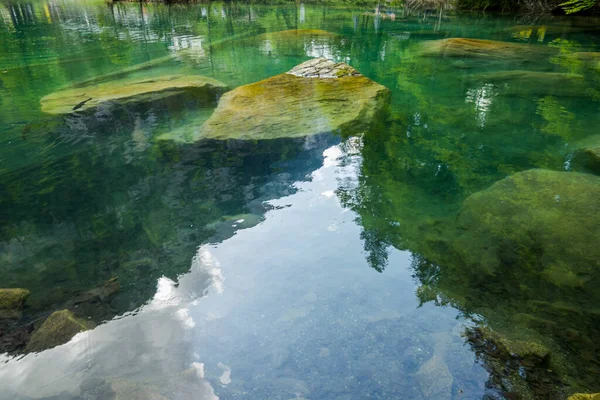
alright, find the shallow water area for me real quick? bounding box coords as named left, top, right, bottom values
left=1, top=1, right=600, bottom=399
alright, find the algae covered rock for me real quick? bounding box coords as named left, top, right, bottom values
left=569, top=394, right=600, bottom=400
left=419, top=38, right=553, bottom=61
left=40, top=74, right=228, bottom=115
left=26, top=309, right=94, bottom=352
left=110, top=380, right=169, bottom=400
left=199, top=58, right=390, bottom=140
left=0, top=288, right=30, bottom=319
left=572, top=135, right=600, bottom=172
left=469, top=70, right=586, bottom=97
left=455, top=169, right=600, bottom=285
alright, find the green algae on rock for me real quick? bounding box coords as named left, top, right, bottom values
left=199, top=58, right=390, bottom=140
left=455, top=169, right=600, bottom=282
left=469, top=70, right=586, bottom=97
left=571, top=135, right=600, bottom=172
left=255, top=29, right=338, bottom=40
left=569, top=394, right=600, bottom=400
left=40, top=75, right=228, bottom=115
left=0, top=288, right=30, bottom=319
left=418, top=38, right=554, bottom=60
left=26, top=309, right=95, bottom=352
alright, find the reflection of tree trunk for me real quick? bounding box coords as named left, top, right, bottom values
left=207, top=3, right=214, bottom=76
left=435, top=5, right=443, bottom=32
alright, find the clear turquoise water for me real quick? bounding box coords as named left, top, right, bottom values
left=0, top=1, right=600, bottom=399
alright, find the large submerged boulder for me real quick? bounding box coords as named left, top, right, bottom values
left=419, top=38, right=554, bottom=61
left=40, top=74, right=228, bottom=115
left=454, top=169, right=600, bottom=287
left=199, top=58, right=390, bottom=140
left=469, top=70, right=586, bottom=97
left=0, top=288, right=30, bottom=319
left=26, top=309, right=95, bottom=352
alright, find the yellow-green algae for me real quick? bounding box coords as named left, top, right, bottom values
left=255, top=29, right=338, bottom=40
left=455, top=169, right=600, bottom=280
left=0, top=288, right=30, bottom=318
left=26, top=309, right=95, bottom=352
left=199, top=59, right=390, bottom=140
left=40, top=74, right=228, bottom=115
left=470, top=70, right=586, bottom=97
left=418, top=38, right=556, bottom=60
left=569, top=394, right=600, bottom=400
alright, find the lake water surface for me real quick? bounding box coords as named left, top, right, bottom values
left=0, top=1, right=599, bottom=399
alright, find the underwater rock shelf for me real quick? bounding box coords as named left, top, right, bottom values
left=199, top=58, right=390, bottom=140
left=40, top=74, right=228, bottom=115
left=418, top=37, right=556, bottom=61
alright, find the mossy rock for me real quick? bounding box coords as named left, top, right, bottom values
left=477, top=326, right=550, bottom=362
left=572, top=135, right=600, bottom=172
left=199, top=58, right=390, bottom=140
left=26, top=309, right=95, bottom=352
left=418, top=38, right=554, bottom=60
left=0, top=288, right=30, bottom=319
left=567, top=52, right=600, bottom=71
left=255, top=29, right=338, bottom=40
left=110, top=380, right=169, bottom=400
left=455, top=169, right=600, bottom=287
left=469, top=70, right=586, bottom=97
left=40, top=74, right=228, bottom=115
left=569, top=394, right=600, bottom=400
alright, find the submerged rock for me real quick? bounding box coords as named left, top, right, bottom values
left=455, top=169, right=600, bottom=285
left=469, top=70, right=586, bottom=97
left=419, top=38, right=553, bottom=61
left=572, top=135, right=600, bottom=172
left=26, top=309, right=94, bottom=352
left=0, top=288, right=30, bottom=319
left=566, top=52, right=600, bottom=71
left=415, top=332, right=453, bottom=399
left=569, top=394, right=600, bottom=400
left=66, top=277, right=120, bottom=307
left=109, top=380, right=169, bottom=400
left=256, top=28, right=338, bottom=41
left=40, top=74, right=228, bottom=115
left=199, top=58, right=390, bottom=140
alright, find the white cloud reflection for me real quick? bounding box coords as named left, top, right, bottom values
left=0, top=245, right=225, bottom=400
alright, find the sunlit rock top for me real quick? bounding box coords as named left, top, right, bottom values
left=287, top=58, right=362, bottom=78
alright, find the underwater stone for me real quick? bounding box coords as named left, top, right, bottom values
left=455, top=169, right=600, bottom=285
left=418, top=38, right=554, bottom=60
left=469, top=70, right=586, bottom=97
left=572, top=135, right=600, bottom=172
left=0, top=288, right=30, bottom=319
left=110, top=380, right=169, bottom=400
left=199, top=58, right=390, bottom=140
left=40, top=75, right=228, bottom=115
left=569, top=394, right=600, bottom=400
left=26, top=309, right=94, bottom=352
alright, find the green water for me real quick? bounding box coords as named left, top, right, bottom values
left=0, top=0, right=600, bottom=399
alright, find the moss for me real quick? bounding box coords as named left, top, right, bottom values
left=470, top=71, right=586, bottom=97
left=569, top=394, right=600, bottom=400
left=418, top=38, right=555, bottom=61
left=255, top=29, right=338, bottom=40
left=199, top=59, right=390, bottom=140
left=40, top=75, right=228, bottom=115
left=0, top=288, right=30, bottom=318
left=26, top=309, right=95, bottom=353
left=455, top=169, right=600, bottom=280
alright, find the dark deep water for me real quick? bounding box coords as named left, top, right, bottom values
left=1, top=1, right=600, bottom=399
